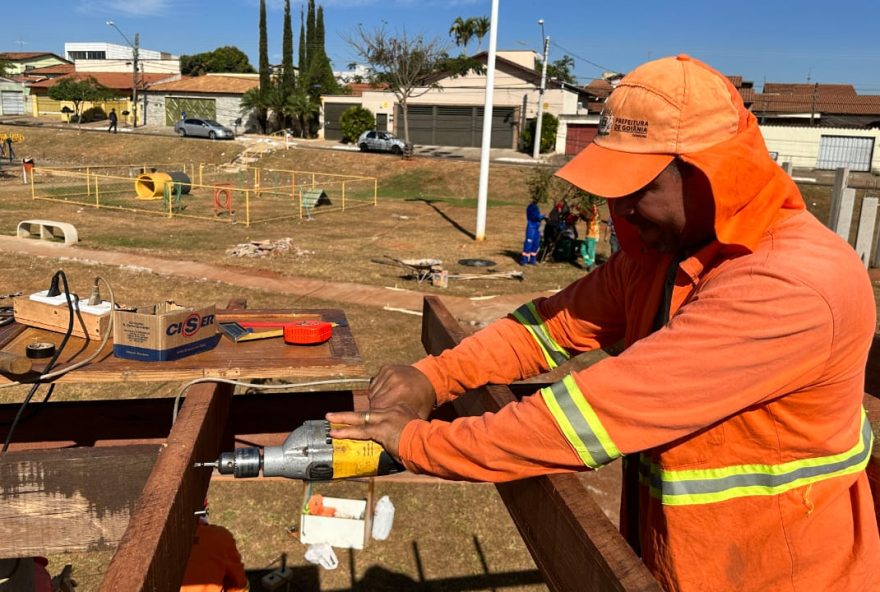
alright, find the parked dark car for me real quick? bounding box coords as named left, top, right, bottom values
left=357, top=130, right=411, bottom=154
left=174, top=118, right=234, bottom=140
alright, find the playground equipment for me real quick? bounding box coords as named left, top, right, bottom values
left=135, top=171, right=192, bottom=200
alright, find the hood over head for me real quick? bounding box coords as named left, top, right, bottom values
left=556, top=54, right=805, bottom=255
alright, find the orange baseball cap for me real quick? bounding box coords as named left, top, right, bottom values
left=556, top=55, right=748, bottom=198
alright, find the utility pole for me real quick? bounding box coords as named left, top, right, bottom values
left=532, top=19, right=549, bottom=160
left=106, top=21, right=140, bottom=128
left=475, top=0, right=499, bottom=241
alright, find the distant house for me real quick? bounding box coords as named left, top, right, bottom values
left=28, top=71, right=178, bottom=124
left=320, top=50, right=592, bottom=153
left=0, top=77, right=28, bottom=115
left=0, top=52, right=70, bottom=77
left=142, top=74, right=259, bottom=130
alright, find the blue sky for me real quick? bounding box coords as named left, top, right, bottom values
left=5, top=0, right=880, bottom=92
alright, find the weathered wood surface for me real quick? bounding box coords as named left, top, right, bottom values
left=0, top=445, right=160, bottom=557
left=0, top=390, right=360, bottom=453
left=0, top=309, right=364, bottom=384
left=866, top=333, right=880, bottom=528
left=99, top=382, right=232, bottom=592
left=422, top=296, right=660, bottom=592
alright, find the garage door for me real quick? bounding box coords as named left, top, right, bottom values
left=403, top=105, right=515, bottom=148
left=816, top=135, right=874, bottom=172
left=323, top=103, right=351, bottom=141
left=565, top=124, right=597, bottom=156
left=0, top=91, right=25, bottom=115
left=165, top=97, right=216, bottom=126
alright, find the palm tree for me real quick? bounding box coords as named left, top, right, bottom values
left=472, top=17, right=490, bottom=52
left=263, top=83, right=289, bottom=133
left=239, top=87, right=269, bottom=133
left=449, top=17, right=474, bottom=50
left=284, top=90, right=320, bottom=138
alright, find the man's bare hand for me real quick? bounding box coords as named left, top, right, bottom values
left=368, top=365, right=436, bottom=419
left=326, top=404, right=419, bottom=460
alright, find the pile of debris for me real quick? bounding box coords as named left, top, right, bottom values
left=226, top=238, right=311, bottom=258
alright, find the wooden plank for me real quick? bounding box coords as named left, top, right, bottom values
left=866, top=333, right=880, bottom=398
left=0, top=309, right=364, bottom=385
left=0, top=445, right=160, bottom=558
left=865, top=393, right=880, bottom=530
left=0, top=390, right=358, bottom=452
left=421, top=296, right=660, bottom=592
left=99, top=382, right=232, bottom=592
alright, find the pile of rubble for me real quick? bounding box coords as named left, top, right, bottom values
left=226, top=238, right=312, bottom=258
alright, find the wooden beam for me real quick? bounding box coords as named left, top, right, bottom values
left=98, top=382, right=233, bottom=592
left=0, top=445, right=160, bottom=557
left=866, top=333, right=880, bottom=397
left=0, top=390, right=358, bottom=452
left=421, top=296, right=660, bottom=592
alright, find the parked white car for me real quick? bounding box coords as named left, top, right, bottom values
left=357, top=130, right=411, bottom=154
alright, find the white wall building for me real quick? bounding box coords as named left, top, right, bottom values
left=64, top=42, right=176, bottom=62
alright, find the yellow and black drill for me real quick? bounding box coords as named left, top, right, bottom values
left=195, top=420, right=402, bottom=481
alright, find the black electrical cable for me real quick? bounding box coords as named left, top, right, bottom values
left=1, top=271, right=76, bottom=455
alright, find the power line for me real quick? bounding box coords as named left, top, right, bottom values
left=548, top=40, right=618, bottom=75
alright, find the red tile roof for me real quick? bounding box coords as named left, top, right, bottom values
left=345, top=82, right=389, bottom=97
left=0, top=52, right=68, bottom=62
left=24, top=63, right=74, bottom=76
left=146, top=75, right=259, bottom=94
left=763, top=83, right=856, bottom=96
left=28, top=72, right=176, bottom=91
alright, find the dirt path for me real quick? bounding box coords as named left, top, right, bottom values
left=0, top=236, right=556, bottom=324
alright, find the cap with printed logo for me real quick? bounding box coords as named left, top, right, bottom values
left=555, top=55, right=748, bottom=198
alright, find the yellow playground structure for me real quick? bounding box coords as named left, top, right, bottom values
left=28, top=162, right=379, bottom=226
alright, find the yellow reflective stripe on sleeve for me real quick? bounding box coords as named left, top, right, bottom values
left=511, top=302, right=570, bottom=369
left=541, top=375, right=620, bottom=468
left=644, top=409, right=873, bottom=506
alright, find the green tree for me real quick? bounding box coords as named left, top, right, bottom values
left=471, top=17, right=491, bottom=52
left=239, top=86, right=269, bottom=133
left=449, top=16, right=490, bottom=53
left=347, top=25, right=464, bottom=144
left=339, top=106, right=375, bottom=143
left=258, top=0, right=270, bottom=92
left=309, top=6, right=339, bottom=97
left=281, top=0, right=295, bottom=96
left=306, top=0, right=316, bottom=75
left=298, top=8, right=306, bottom=77
left=449, top=17, right=474, bottom=49
left=180, top=46, right=254, bottom=76
left=536, top=55, right=576, bottom=85
left=521, top=111, right=558, bottom=154
left=283, top=89, right=320, bottom=138
left=47, top=77, right=113, bottom=129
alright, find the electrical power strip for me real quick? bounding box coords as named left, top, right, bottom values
left=29, top=290, right=112, bottom=316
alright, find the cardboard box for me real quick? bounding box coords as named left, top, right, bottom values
left=112, top=302, right=220, bottom=362
left=300, top=496, right=368, bottom=549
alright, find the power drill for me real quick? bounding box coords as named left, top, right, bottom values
left=195, top=420, right=403, bottom=481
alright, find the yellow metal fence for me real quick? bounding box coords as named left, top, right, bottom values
left=29, top=163, right=378, bottom=227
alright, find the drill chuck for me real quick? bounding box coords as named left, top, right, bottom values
left=218, top=447, right=262, bottom=478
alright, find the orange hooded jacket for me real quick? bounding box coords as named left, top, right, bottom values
left=400, top=112, right=879, bottom=590
left=180, top=522, right=249, bottom=592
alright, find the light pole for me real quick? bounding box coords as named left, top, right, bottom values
left=532, top=19, right=549, bottom=159
left=106, top=20, right=140, bottom=128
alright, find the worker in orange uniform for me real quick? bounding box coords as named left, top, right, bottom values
left=327, top=55, right=879, bottom=592
left=180, top=508, right=249, bottom=592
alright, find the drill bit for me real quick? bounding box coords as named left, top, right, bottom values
left=193, top=461, right=219, bottom=469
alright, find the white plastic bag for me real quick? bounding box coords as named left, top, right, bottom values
left=371, top=495, right=395, bottom=541
left=304, top=543, right=338, bottom=570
